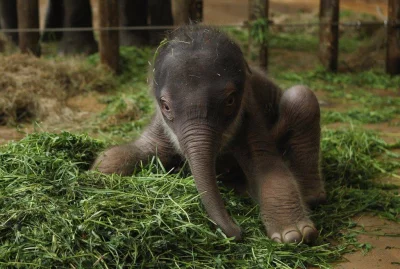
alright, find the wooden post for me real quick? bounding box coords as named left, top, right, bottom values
left=172, top=0, right=191, bottom=25
left=189, top=0, right=203, bottom=22
left=247, top=0, right=255, bottom=59
left=17, top=0, right=41, bottom=56
left=248, top=0, right=269, bottom=70
left=0, top=37, right=4, bottom=53
left=259, top=0, right=269, bottom=70
left=0, top=0, right=19, bottom=45
left=98, top=0, right=120, bottom=73
left=319, top=0, right=339, bottom=72
left=386, top=0, right=400, bottom=75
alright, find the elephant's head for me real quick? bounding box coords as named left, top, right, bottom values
left=151, top=26, right=249, bottom=239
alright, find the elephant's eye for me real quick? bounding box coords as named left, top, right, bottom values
left=224, top=94, right=236, bottom=116
left=162, top=102, right=170, bottom=111
left=160, top=97, right=174, bottom=120
left=226, top=95, right=235, bottom=106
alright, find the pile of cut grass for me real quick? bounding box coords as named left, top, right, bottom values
left=0, top=54, right=115, bottom=125
left=322, top=107, right=400, bottom=124
left=0, top=128, right=399, bottom=268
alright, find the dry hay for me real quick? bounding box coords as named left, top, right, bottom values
left=0, top=54, right=114, bottom=125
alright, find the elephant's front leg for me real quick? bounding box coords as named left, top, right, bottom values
left=0, top=0, right=18, bottom=44
left=234, top=143, right=318, bottom=244
left=92, top=115, right=180, bottom=176
left=258, top=160, right=318, bottom=243
left=59, top=0, right=98, bottom=55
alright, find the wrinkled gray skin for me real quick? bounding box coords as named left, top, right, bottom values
left=92, top=26, right=326, bottom=244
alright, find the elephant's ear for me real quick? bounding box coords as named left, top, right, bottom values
left=245, top=60, right=253, bottom=75
left=244, top=61, right=253, bottom=94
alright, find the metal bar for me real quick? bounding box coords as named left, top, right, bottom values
left=0, top=22, right=397, bottom=34
left=260, top=0, right=269, bottom=70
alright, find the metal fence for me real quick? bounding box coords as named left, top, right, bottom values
left=0, top=0, right=399, bottom=75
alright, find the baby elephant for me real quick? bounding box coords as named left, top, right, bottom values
left=92, top=25, right=326, bottom=244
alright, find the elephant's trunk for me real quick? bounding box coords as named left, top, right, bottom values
left=179, top=123, right=242, bottom=239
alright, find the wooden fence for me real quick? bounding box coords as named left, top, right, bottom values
left=3, top=0, right=400, bottom=75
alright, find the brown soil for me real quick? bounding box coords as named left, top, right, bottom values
left=40, top=93, right=107, bottom=134
left=39, top=0, right=388, bottom=29
left=363, top=122, right=400, bottom=143
left=336, top=215, right=400, bottom=269
left=0, top=93, right=107, bottom=145
left=0, top=126, right=25, bottom=144
left=67, top=93, right=107, bottom=114
left=270, top=49, right=320, bottom=72
left=203, top=0, right=248, bottom=25
left=203, top=0, right=388, bottom=25
left=373, top=88, right=400, bottom=98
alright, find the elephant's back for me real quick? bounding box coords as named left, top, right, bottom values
left=249, top=66, right=282, bottom=124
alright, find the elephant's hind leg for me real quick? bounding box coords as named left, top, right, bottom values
left=275, top=85, right=326, bottom=207
left=216, top=154, right=248, bottom=196
left=232, top=134, right=318, bottom=244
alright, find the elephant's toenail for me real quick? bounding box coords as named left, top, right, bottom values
left=319, top=191, right=327, bottom=200
left=271, top=233, right=282, bottom=243
left=302, top=226, right=318, bottom=243
left=284, top=230, right=302, bottom=243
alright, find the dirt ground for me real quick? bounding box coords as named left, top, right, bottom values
left=2, top=1, right=399, bottom=268
left=336, top=216, right=400, bottom=269
left=203, top=0, right=388, bottom=25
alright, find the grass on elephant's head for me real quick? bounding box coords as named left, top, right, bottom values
left=0, top=127, right=399, bottom=268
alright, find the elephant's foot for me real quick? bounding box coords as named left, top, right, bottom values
left=269, top=219, right=318, bottom=244
left=58, top=33, right=98, bottom=56
left=297, top=176, right=327, bottom=208
left=120, top=31, right=149, bottom=47
left=221, top=223, right=243, bottom=241
left=261, top=203, right=319, bottom=244
left=258, top=171, right=319, bottom=244
left=91, top=145, right=135, bottom=176
left=303, top=189, right=327, bottom=209
left=58, top=41, right=97, bottom=56
left=42, top=31, right=63, bottom=42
